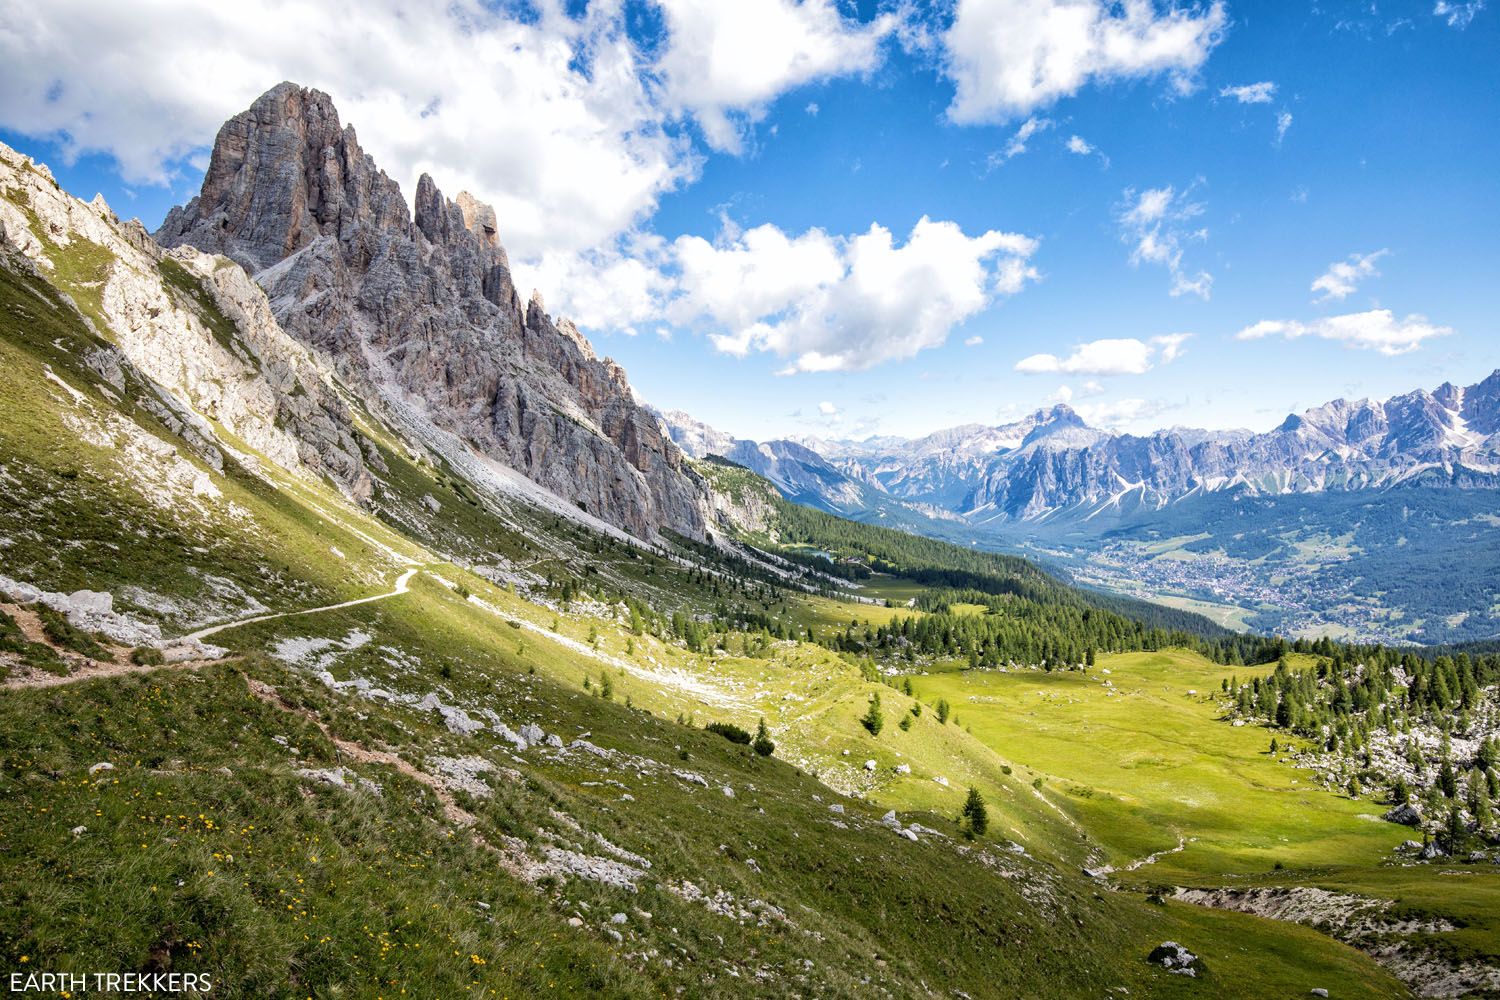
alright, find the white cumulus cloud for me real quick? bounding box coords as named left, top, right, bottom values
left=1015, top=334, right=1190, bottom=375
left=0, top=0, right=699, bottom=262
left=675, top=217, right=1040, bottom=373
left=941, top=0, right=1228, bottom=124
left=1310, top=249, right=1389, bottom=302
left=1235, top=309, right=1451, bottom=356
left=653, top=0, right=897, bottom=152
left=0, top=0, right=900, bottom=266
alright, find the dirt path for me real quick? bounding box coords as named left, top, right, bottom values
left=2, top=655, right=229, bottom=691
left=3, top=566, right=418, bottom=691
left=1, top=601, right=229, bottom=691
left=183, top=567, right=420, bottom=642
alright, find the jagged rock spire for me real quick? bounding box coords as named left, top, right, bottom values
left=155, top=82, right=706, bottom=540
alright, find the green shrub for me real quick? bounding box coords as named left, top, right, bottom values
left=706, top=721, right=752, bottom=745
left=130, top=645, right=165, bottom=666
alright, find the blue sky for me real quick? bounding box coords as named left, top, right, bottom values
left=3, top=0, right=1497, bottom=442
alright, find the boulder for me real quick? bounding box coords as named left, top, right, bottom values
left=1383, top=803, right=1422, bottom=826
left=1148, top=941, right=1200, bottom=977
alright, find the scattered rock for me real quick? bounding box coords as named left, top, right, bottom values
left=828, top=803, right=844, bottom=815
left=88, top=762, right=115, bottom=776
left=863, top=759, right=877, bottom=771
left=610, top=912, right=627, bottom=924
left=894, top=763, right=911, bottom=775
left=1310, top=990, right=1328, bottom=998
left=1148, top=941, right=1200, bottom=978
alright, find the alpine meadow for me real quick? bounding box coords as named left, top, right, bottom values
left=1, top=2, right=1498, bottom=999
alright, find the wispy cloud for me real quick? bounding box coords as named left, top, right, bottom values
left=1275, top=110, right=1293, bottom=145
left=1311, top=249, right=1389, bottom=301
left=990, top=115, right=1052, bottom=166
left=1065, top=133, right=1110, bottom=167
left=1116, top=184, right=1213, bottom=299
left=1219, top=81, right=1276, bottom=104
left=1434, top=1, right=1485, bottom=28
left=1236, top=309, right=1450, bottom=356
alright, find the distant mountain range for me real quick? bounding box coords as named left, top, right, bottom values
left=659, top=373, right=1500, bottom=526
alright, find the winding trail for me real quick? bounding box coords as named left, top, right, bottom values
left=3, top=568, right=421, bottom=692
left=184, top=568, right=419, bottom=642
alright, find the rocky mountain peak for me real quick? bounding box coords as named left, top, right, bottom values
left=156, top=82, right=705, bottom=540
left=158, top=82, right=409, bottom=275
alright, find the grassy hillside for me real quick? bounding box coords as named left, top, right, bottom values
left=0, top=242, right=1421, bottom=997
left=908, top=648, right=1500, bottom=994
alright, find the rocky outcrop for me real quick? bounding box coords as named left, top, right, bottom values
left=0, top=140, right=373, bottom=499
left=156, top=82, right=705, bottom=540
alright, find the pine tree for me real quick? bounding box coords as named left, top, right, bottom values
left=1439, top=759, right=1459, bottom=798
left=1441, top=802, right=1468, bottom=855
left=961, top=787, right=988, bottom=837
left=936, top=699, right=951, bottom=725
left=861, top=694, right=884, bottom=736
left=752, top=718, right=775, bottom=757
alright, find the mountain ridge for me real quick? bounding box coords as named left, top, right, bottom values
left=661, top=370, right=1500, bottom=525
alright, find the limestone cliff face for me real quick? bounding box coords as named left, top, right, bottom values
left=156, top=82, right=705, bottom=540
left=0, top=140, right=373, bottom=499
